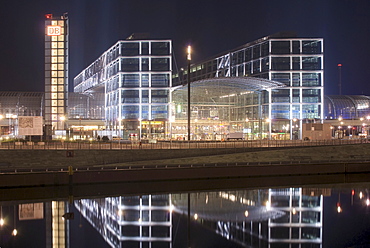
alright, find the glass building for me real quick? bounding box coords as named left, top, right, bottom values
left=173, top=32, right=324, bottom=140
left=74, top=36, right=172, bottom=140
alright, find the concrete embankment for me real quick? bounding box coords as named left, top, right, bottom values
left=0, top=144, right=370, bottom=201
left=1, top=144, right=370, bottom=168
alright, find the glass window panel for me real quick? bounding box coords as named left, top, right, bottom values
left=141, top=74, right=149, bottom=87
left=141, top=42, right=149, bottom=55
left=151, top=58, right=170, bottom=71
left=261, top=42, right=269, bottom=57
left=142, top=90, right=149, bottom=103
left=272, top=73, right=290, bottom=86
left=292, top=41, right=300, bottom=54
left=271, top=57, right=290, bottom=71
left=151, top=74, right=169, bottom=87
left=121, top=105, right=140, bottom=119
left=121, top=42, right=139, bottom=56
left=151, top=42, right=170, bottom=55
left=271, top=105, right=290, bottom=119
left=272, top=89, right=290, bottom=103
left=141, top=58, right=149, bottom=71
left=252, top=45, right=260, bottom=59
left=302, top=73, right=321, bottom=86
left=122, top=74, right=140, bottom=87
left=302, top=89, right=321, bottom=103
left=292, top=57, right=300, bottom=70
left=302, top=57, right=321, bottom=70
left=302, top=40, right=322, bottom=54
left=122, top=90, right=139, bottom=103
left=121, top=58, right=139, bottom=72
left=271, top=41, right=290, bottom=54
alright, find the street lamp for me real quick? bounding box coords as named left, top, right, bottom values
left=187, top=45, right=191, bottom=141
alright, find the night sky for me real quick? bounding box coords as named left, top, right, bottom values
left=0, top=0, right=370, bottom=95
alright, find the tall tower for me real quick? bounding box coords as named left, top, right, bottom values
left=44, top=13, right=68, bottom=131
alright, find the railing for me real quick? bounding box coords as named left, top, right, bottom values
left=0, top=139, right=368, bottom=150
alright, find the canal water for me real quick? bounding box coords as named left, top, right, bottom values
left=0, top=184, right=369, bottom=247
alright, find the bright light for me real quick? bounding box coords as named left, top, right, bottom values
left=367, top=116, right=370, bottom=120
left=265, top=118, right=271, bottom=123
left=245, top=118, right=249, bottom=122
left=169, top=205, right=174, bottom=213
left=0, top=114, right=3, bottom=120
left=366, top=199, right=370, bottom=206
left=194, top=213, right=198, bottom=220
left=60, top=116, right=65, bottom=121
left=187, top=45, right=192, bottom=60
left=266, top=201, right=271, bottom=210
left=12, top=229, right=17, bottom=236
left=244, top=210, right=249, bottom=217
left=0, top=218, right=4, bottom=226
left=337, top=203, right=342, bottom=213
left=118, top=210, right=123, bottom=216
left=293, top=118, right=297, bottom=122
left=359, top=192, right=364, bottom=199
left=292, top=208, right=297, bottom=215
left=338, top=117, right=343, bottom=121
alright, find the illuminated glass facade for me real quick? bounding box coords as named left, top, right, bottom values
left=44, top=14, right=69, bottom=130
left=174, top=32, right=324, bottom=139
left=74, top=38, right=172, bottom=139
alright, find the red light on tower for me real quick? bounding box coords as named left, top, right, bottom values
left=45, top=14, right=53, bottom=19
left=338, top=64, right=342, bottom=67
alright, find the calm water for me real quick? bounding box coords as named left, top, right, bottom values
left=0, top=184, right=369, bottom=248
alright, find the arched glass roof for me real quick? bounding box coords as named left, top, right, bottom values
left=172, top=77, right=285, bottom=99
left=325, top=95, right=370, bottom=119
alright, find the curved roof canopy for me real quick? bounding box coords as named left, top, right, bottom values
left=173, top=77, right=286, bottom=98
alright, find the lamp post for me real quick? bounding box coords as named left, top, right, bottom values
left=187, top=45, right=191, bottom=141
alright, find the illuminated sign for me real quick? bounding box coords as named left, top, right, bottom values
left=47, top=25, right=62, bottom=36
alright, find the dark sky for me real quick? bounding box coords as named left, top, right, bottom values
left=0, top=0, right=369, bottom=95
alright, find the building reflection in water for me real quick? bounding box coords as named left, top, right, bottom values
left=73, top=188, right=328, bottom=248
left=74, top=195, right=172, bottom=247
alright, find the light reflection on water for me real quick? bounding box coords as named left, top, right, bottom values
left=0, top=185, right=369, bottom=247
